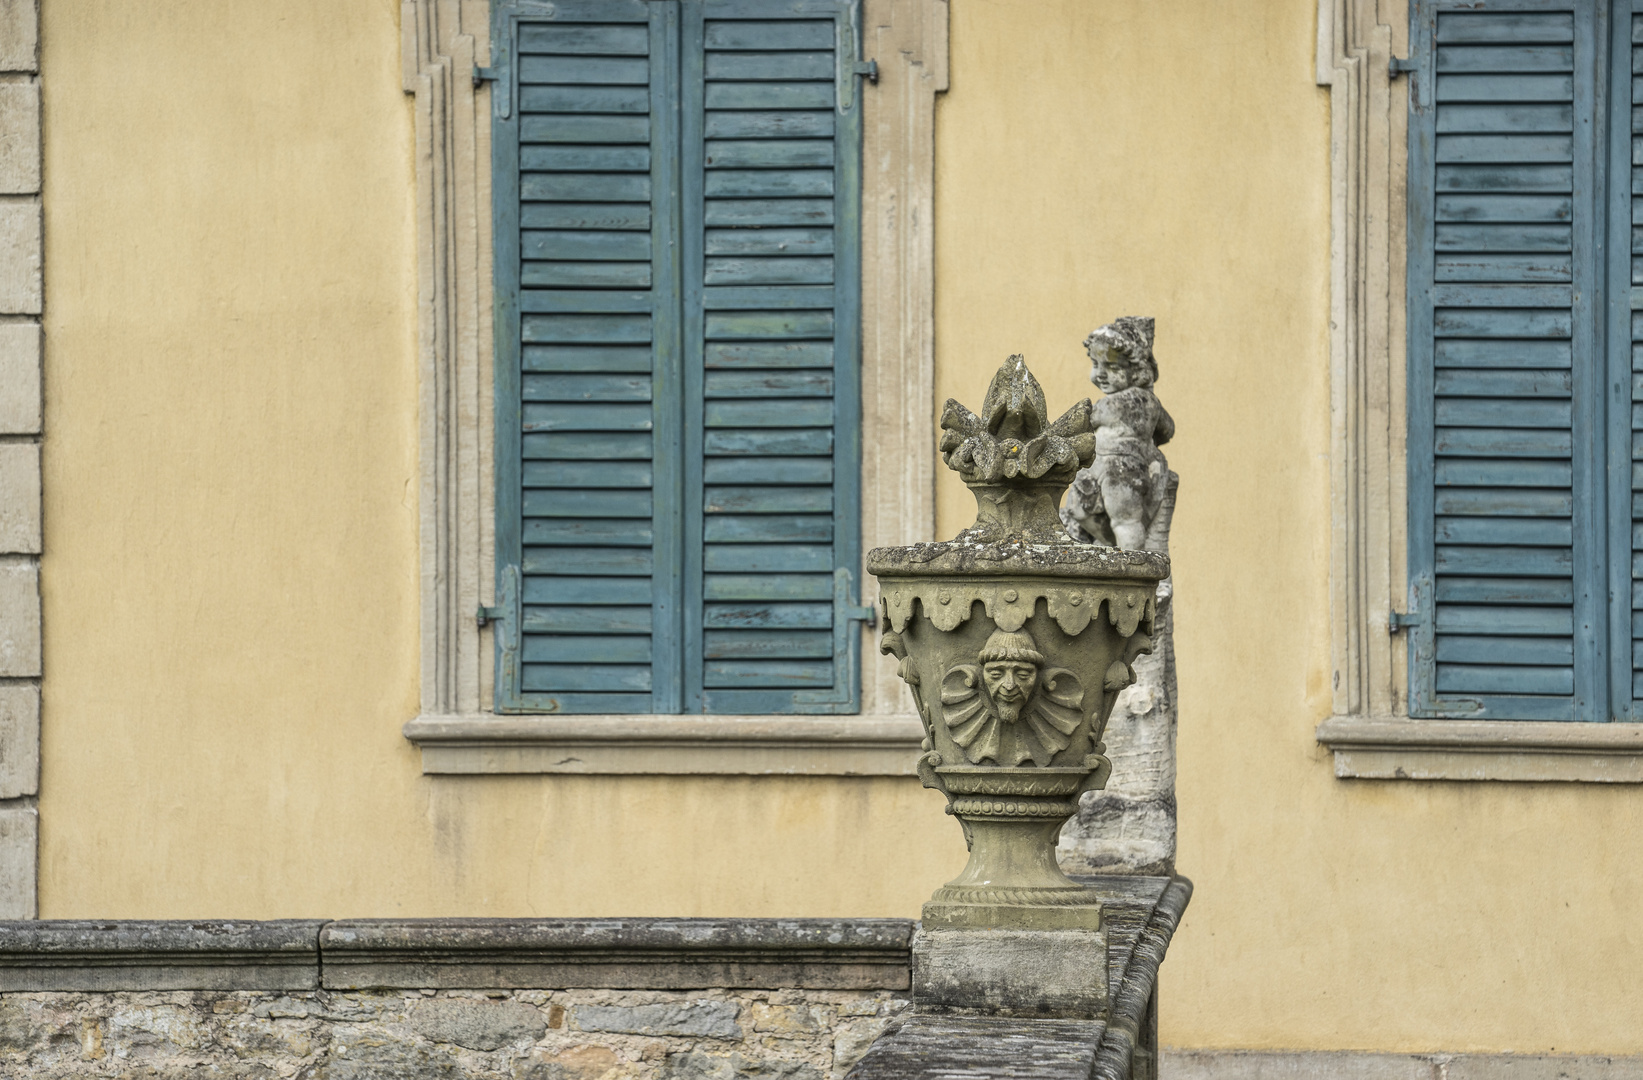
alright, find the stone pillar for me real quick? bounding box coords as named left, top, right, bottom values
left=1058, top=593, right=1176, bottom=877
left=0, top=0, right=40, bottom=919
left=1057, top=317, right=1179, bottom=877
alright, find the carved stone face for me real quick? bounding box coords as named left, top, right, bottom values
left=1088, top=346, right=1140, bottom=395
left=982, top=660, right=1040, bottom=723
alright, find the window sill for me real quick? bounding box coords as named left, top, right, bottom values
left=1315, top=716, right=1643, bottom=782
left=402, top=715, right=925, bottom=776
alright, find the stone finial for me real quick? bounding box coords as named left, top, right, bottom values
left=939, top=356, right=1096, bottom=543
left=1061, top=317, right=1178, bottom=554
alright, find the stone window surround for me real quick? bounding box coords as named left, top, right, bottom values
left=397, top=0, right=947, bottom=775
left=0, top=0, right=40, bottom=918
left=1313, top=0, right=1643, bottom=782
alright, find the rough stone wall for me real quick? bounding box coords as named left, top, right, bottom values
left=0, top=987, right=909, bottom=1079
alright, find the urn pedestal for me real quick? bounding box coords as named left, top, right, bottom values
left=867, top=356, right=1170, bottom=1019
left=860, top=356, right=1169, bottom=1019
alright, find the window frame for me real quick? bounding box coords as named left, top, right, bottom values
left=399, top=0, right=947, bottom=774
left=1315, top=0, right=1643, bottom=779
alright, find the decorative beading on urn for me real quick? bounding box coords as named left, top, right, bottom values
left=868, top=356, right=1169, bottom=933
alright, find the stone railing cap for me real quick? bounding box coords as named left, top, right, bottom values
left=319, top=917, right=915, bottom=952
left=0, top=919, right=324, bottom=956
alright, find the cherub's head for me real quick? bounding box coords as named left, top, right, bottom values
left=979, top=628, right=1043, bottom=723
left=1084, top=316, right=1158, bottom=394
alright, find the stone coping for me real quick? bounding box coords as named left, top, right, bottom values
left=0, top=918, right=915, bottom=993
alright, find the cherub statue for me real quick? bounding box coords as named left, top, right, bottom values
left=1061, top=316, right=1178, bottom=553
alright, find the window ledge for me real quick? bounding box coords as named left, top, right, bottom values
left=1315, top=716, right=1643, bottom=782
left=402, top=715, right=925, bottom=776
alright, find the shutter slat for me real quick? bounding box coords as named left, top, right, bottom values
left=1437, top=73, right=1575, bottom=100
left=524, top=606, right=656, bottom=633
left=1437, top=664, right=1574, bottom=693
left=704, top=630, right=834, bottom=657
left=1435, top=516, right=1572, bottom=544
left=1435, top=12, right=1575, bottom=42
left=1435, top=253, right=1574, bottom=281
left=526, top=577, right=657, bottom=604
left=704, top=371, right=834, bottom=396
left=518, top=24, right=651, bottom=54
left=702, top=543, right=832, bottom=571
left=523, top=547, right=655, bottom=575
left=523, top=374, right=654, bottom=401
left=523, top=636, right=652, bottom=663
left=1440, top=634, right=1574, bottom=662
left=523, top=665, right=654, bottom=692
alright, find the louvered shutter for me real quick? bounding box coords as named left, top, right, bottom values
left=494, top=0, right=685, bottom=713
left=491, top=0, right=865, bottom=715
left=1407, top=0, right=1603, bottom=721
left=681, top=0, right=864, bottom=713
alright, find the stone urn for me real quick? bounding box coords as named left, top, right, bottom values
left=868, top=357, right=1168, bottom=932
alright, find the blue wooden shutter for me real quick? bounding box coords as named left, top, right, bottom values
left=680, top=0, right=866, bottom=714
left=493, top=0, right=865, bottom=715
left=1407, top=0, right=1606, bottom=721
left=493, top=0, right=685, bottom=714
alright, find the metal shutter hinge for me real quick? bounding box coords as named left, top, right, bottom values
left=846, top=603, right=878, bottom=623
left=853, top=59, right=879, bottom=84
left=1388, top=608, right=1423, bottom=632
left=473, top=66, right=498, bottom=87
left=476, top=604, right=503, bottom=626
left=1388, top=57, right=1417, bottom=79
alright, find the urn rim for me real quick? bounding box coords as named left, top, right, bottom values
left=866, top=540, right=1168, bottom=581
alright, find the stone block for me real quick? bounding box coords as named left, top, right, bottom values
left=575, top=1001, right=741, bottom=1038
left=0, top=322, right=39, bottom=434
left=0, top=442, right=39, bottom=553
left=408, top=997, right=547, bottom=1050
left=831, top=1017, right=896, bottom=1080
left=911, top=927, right=1108, bottom=1019
left=0, top=560, right=37, bottom=677
left=1159, top=1051, right=1436, bottom=1080
left=0, top=200, right=38, bottom=314
left=0, top=684, right=37, bottom=798
left=848, top=1014, right=1104, bottom=1080
left=0, top=83, right=38, bottom=194
left=750, top=1002, right=822, bottom=1034
left=0, top=0, right=36, bottom=73
left=0, top=808, right=33, bottom=920
left=1444, top=1056, right=1643, bottom=1080
left=666, top=1051, right=822, bottom=1080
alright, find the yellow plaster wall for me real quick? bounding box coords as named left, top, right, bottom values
left=35, top=0, right=1643, bottom=1059
left=933, top=0, right=1643, bottom=1057
left=38, top=0, right=964, bottom=921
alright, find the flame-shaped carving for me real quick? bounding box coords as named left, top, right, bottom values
left=939, top=355, right=1096, bottom=486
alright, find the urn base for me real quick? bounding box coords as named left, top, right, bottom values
left=922, top=892, right=1103, bottom=932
